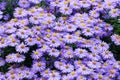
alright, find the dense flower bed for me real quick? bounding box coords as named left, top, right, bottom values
left=0, top=0, right=120, bottom=80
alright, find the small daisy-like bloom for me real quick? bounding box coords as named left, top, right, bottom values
left=78, top=22, right=88, bottom=29
left=113, top=61, right=120, bottom=70
left=70, top=0, right=80, bottom=9
left=62, top=49, right=74, bottom=58
left=16, top=43, right=29, bottom=53
left=82, top=27, right=94, bottom=36
left=31, top=49, right=43, bottom=59
left=18, top=0, right=30, bottom=8
left=0, top=10, right=3, bottom=19
left=74, top=48, right=88, bottom=58
left=63, top=34, right=77, bottom=43
left=74, top=60, right=83, bottom=69
left=17, top=72, right=25, bottom=79
left=40, top=45, right=50, bottom=52
left=62, top=64, right=74, bottom=73
left=50, top=0, right=61, bottom=7
left=8, top=74, right=19, bottom=80
left=95, top=73, right=104, bottom=80
left=29, top=15, right=40, bottom=24
left=76, top=75, right=86, bottom=80
left=98, top=42, right=109, bottom=52
left=0, top=58, right=5, bottom=66
left=89, top=10, right=100, bottom=18
left=90, top=45, right=102, bottom=53
left=14, top=8, right=27, bottom=18
left=77, top=65, right=91, bottom=75
left=48, top=38, right=60, bottom=47
left=18, top=19, right=29, bottom=27
left=7, top=37, right=20, bottom=47
left=107, top=69, right=117, bottom=78
left=87, top=61, right=101, bottom=69
left=0, top=1, right=7, bottom=10
left=101, top=50, right=114, bottom=60
left=28, top=0, right=42, bottom=4
left=94, top=3, right=104, bottom=11
left=48, top=71, right=61, bottom=80
left=24, top=70, right=34, bottom=79
left=68, top=71, right=77, bottom=79
left=14, top=53, right=25, bottom=63
left=111, top=34, right=120, bottom=42
left=54, top=61, right=66, bottom=70
left=60, top=6, right=72, bottom=15
left=48, top=48, right=60, bottom=57
left=65, top=23, right=77, bottom=32
left=0, top=38, right=8, bottom=48
left=93, top=26, right=102, bottom=35
left=109, top=8, right=120, bottom=18
left=5, top=25, right=16, bottom=34
left=80, top=0, right=91, bottom=8
left=5, top=54, right=15, bottom=63
left=25, top=37, right=36, bottom=46
left=32, top=61, right=46, bottom=72
left=16, top=29, right=29, bottom=39
left=62, top=75, right=71, bottom=80
left=88, top=53, right=101, bottom=61
left=41, top=69, right=51, bottom=78
left=103, top=1, right=115, bottom=9
left=32, top=26, right=41, bottom=35
left=54, top=22, right=66, bottom=31
left=103, top=23, right=113, bottom=31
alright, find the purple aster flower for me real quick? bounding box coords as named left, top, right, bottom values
left=98, top=42, right=109, bottom=52
left=14, top=53, right=25, bottom=63
left=76, top=75, right=87, bottom=80
left=62, top=49, right=74, bottom=59
left=18, top=0, right=30, bottom=8
left=14, top=8, right=28, bottom=18
left=65, top=23, right=77, bottom=32
left=61, top=63, right=74, bottom=73
left=109, top=8, right=120, bottom=18
left=87, top=61, right=101, bottom=69
left=54, top=22, right=66, bottom=31
left=70, top=0, right=81, bottom=9
left=74, top=48, right=88, bottom=58
left=80, top=0, right=91, bottom=8
left=16, top=28, right=29, bottom=39
left=0, top=2, right=7, bottom=10
left=25, top=37, right=36, bottom=46
left=0, top=57, right=5, bottom=66
left=63, top=34, right=77, bottom=43
left=32, top=60, right=46, bottom=72
left=48, top=48, right=60, bottom=57
left=88, top=53, right=101, bottom=61
left=48, top=71, right=61, bottom=80
left=60, top=6, right=72, bottom=15
left=101, top=51, right=114, bottom=60
left=89, top=10, right=100, bottom=18
left=41, top=69, right=51, bottom=78
left=6, top=54, right=15, bottom=63
left=3, top=14, right=10, bottom=21
left=76, top=65, right=92, bottom=75
left=31, top=49, right=43, bottom=59
left=82, top=28, right=94, bottom=36
left=54, top=61, right=66, bottom=70
left=16, top=43, right=29, bottom=53
left=28, top=0, right=42, bottom=4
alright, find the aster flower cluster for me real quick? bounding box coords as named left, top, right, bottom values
left=0, top=0, right=120, bottom=80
